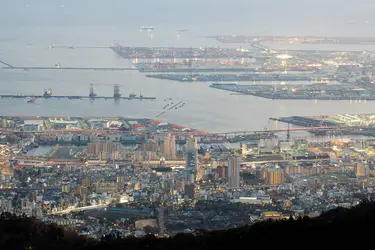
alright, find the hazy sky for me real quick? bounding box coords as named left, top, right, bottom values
left=2, top=0, right=375, bottom=36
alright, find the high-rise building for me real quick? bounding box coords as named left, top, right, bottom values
left=61, top=183, right=70, bottom=193
left=81, top=175, right=91, bottom=188
left=355, top=162, right=368, bottom=178
left=184, top=184, right=195, bottom=200
left=186, top=148, right=198, bottom=172
left=265, top=168, right=284, bottom=185
left=217, top=166, right=226, bottom=178
left=142, top=139, right=158, bottom=153
left=161, top=133, right=176, bottom=160
left=87, top=143, right=99, bottom=155
left=241, top=143, right=248, bottom=156
left=88, top=141, right=120, bottom=155
left=186, top=135, right=198, bottom=149
left=228, top=156, right=241, bottom=189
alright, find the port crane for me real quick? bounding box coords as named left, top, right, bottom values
left=88, top=84, right=97, bottom=99
left=113, top=84, right=121, bottom=100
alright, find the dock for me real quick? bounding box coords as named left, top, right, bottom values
left=0, top=86, right=156, bottom=101
left=0, top=95, right=155, bottom=100
left=209, top=83, right=375, bottom=101
left=2, top=67, right=136, bottom=71
left=146, top=73, right=333, bottom=82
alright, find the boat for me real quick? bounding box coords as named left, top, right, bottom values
left=129, top=93, right=137, bottom=99
left=140, top=26, right=154, bottom=31
left=27, top=98, right=36, bottom=103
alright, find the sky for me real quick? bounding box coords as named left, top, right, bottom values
left=1, top=0, right=375, bottom=35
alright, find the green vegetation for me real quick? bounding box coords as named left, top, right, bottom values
left=44, top=119, right=52, bottom=129
left=78, top=119, right=89, bottom=130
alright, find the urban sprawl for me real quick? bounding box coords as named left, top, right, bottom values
left=0, top=114, right=375, bottom=238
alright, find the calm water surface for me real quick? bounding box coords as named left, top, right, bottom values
left=1, top=0, right=375, bottom=132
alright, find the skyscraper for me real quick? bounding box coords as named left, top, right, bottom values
left=228, top=156, right=241, bottom=189
left=161, top=133, right=176, bottom=160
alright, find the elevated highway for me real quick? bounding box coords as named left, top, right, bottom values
left=51, top=204, right=107, bottom=215
left=0, top=126, right=339, bottom=136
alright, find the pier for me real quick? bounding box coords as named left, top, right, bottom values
left=0, top=95, right=155, bottom=100
left=2, top=66, right=136, bottom=71
left=0, top=86, right=156, bottom=101
left=209, top=83, right=375, bottom=101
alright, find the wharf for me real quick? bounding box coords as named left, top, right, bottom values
left=270, top=116, right=340, bottom=127
left=139, top=67, right=259, bottom=73
left=0, top=95, right=156, bottom=100
left=2, top=67, right=136, bottom=71
left=209, top=83, right=375, bottom=101
left=111, top=46, right=254, bottom=59
left=146, top=74, right=332, bottom=82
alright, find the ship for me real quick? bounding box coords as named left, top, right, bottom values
left=27, top=97, right=36, bottom=103
left=129, top=93, right=137, bottom=99
left=140, top=26, right=154, bottom=31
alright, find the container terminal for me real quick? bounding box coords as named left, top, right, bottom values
left=146, top=73, right=333, bottom=82
left=134, top=61, right=318, bottom=73
left=209, top=82, right=375, bottom=100
left=0, top=85, right=156, bottom=102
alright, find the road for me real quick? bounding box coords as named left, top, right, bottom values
left=51, top=204, right=107, bottom=215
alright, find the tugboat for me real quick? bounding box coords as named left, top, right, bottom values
left=27, top=97, right=36, bottom=103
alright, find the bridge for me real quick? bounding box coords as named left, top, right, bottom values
left=0, top=126, right=339, bottom=136
left=242, top=158, right=330, bottom=165
left=0, top=60, right=14, bottom=68
left=50, top=46, right=111, bottom=49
